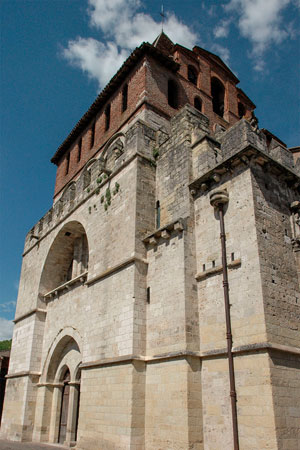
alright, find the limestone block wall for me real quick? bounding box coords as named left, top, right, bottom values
left=269, top=351, right=300, bottom=450
left=77, top=361, right=145, bottom=450
left=145, top=357, right=203, bottom=450
left=251, top=165, right=300, bottom=348
left=146, top=231, right=186, bottom=355
left=194, top=167, right=267, bottom=352
left=157, top=105, right=208, bottom=227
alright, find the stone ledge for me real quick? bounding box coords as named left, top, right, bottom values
left=86, top=255, right=148, bottom=286
left=80, top=343, right=300, bottom=369
left=143, top=219, right=184, bottom=246
left=44, top=272, right=88, bottom=299
left=195, top=258, right=241, bottom=280
left=6, top=371, right=41, bottom=379
left=14, top=308, right=47, bottom=324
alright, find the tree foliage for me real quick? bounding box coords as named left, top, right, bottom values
left=0, top=339, right=12, bottom=351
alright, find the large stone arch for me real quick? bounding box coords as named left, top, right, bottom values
left=39, top=221, right=89, bottom=296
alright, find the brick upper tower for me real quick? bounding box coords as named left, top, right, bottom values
left=51, top=33, right=255, bottom=200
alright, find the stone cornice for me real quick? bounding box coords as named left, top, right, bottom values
left=189, top=144, right=300, bottom=194
left=86, top=254, right=148, bottom=286
left=14, top=308, right=47, bottom=324
left=79, top=342, right=300, bottom=369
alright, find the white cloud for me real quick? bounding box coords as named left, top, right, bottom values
left=214, top=19, right=231, bottom=38
left=211, top=43, right=231, bottom=64
left=0, top=300, right=16, bottom=313
left=0, top=317, right=14, bottom=340
left=224, top=0, right=295, bottom=70
left=63, top=0, right=198, bottom=90
left=63, top=39, right=129, bottom=90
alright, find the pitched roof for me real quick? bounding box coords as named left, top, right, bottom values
left=51, top=42, right=179, bottom=165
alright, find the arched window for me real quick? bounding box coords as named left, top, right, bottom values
left=188, top=65, right=198, bottom=85
left=168, top=79, right=179, bottom=109
left=194, top=97, right=202, bottom=112
left=39, top=221, right=89, bottom=295
left=122, top=84, right=128, bottom=112
left=211, top=77, right=225, bottom=117
left=238, top=102, right=246, bottom=119
left=105, top=104, right=111, bottom=131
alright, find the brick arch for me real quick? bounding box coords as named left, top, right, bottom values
left=39, top=221, right=89, bottom=296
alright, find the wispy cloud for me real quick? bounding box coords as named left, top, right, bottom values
left=214, top=19, right=231, bottom=39
left=223, top=0, right=297, bottom=71
left=0, top=317, right=14, bottom=340
left=211, top=43, right=231, bottom=64
left=0, top=300, right=16, bottom=313
left=63, top=0, right=198, bottom=90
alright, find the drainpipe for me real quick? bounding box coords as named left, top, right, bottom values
left=210, top=189, right=239, bottom=450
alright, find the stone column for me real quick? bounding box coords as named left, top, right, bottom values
left=48, top=384, right=63, bottom=443
left=65, top=382, right=80, bottom=445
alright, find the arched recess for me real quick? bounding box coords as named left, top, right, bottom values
left=211, top=77, right=225, bottom=117
left=60, top=181, right=76, bottom=204
left=39, top=221, right=89, bottom=296
left=101, top=132, right=125, bottom=173
left=80, top=158, right=98, bottom=189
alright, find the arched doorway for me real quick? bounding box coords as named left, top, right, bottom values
left=33, top=330, right=82, bottom=445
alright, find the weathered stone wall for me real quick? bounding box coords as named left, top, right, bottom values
left=251, top=165, right=299, bottom=348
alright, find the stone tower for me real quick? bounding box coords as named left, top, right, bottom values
left=1, top=34, right=299, bottom=450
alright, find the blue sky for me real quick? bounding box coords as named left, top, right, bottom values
left=1, top=0, right=299, bottom=339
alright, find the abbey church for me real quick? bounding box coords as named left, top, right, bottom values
left=1, top=33, right=299, bottom=450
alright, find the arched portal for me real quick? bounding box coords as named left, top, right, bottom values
left=34, top=331, right=82, bottom=445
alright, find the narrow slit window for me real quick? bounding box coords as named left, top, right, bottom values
left=194, top=97, right=202, bottom=112
left=147, top=287, right=150, bottom=304
left=65, top=153, right=70, bottom=175
left=122, top=84, right=128, bottom=112
left=211, top=77, right=225, bottom=117
left=90, top=122, right=95, bottom=149
left=105, top=104, right=111, bottom=131
left=156, top=200, right=160, bottom=229
left=77, top=138, right=82, bottom=162
left=188, top=65, right=198, bottom=85
left=238, top=102, right=246, bottom=119
left=168, top=80, right=178, bottom=109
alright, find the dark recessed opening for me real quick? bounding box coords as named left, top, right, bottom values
left=211, top=77, right=225, bottom=117
left=188, top=65, right=198, bottom=85
left=194, top=97, right=202, bottom=112
left=105, top=104, right=111, bottom=131
left=65, top=232, right=71, bottom=236
left=168, top=79, right=178, bottom=109
left=122, top=84, right=128, bottom=112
